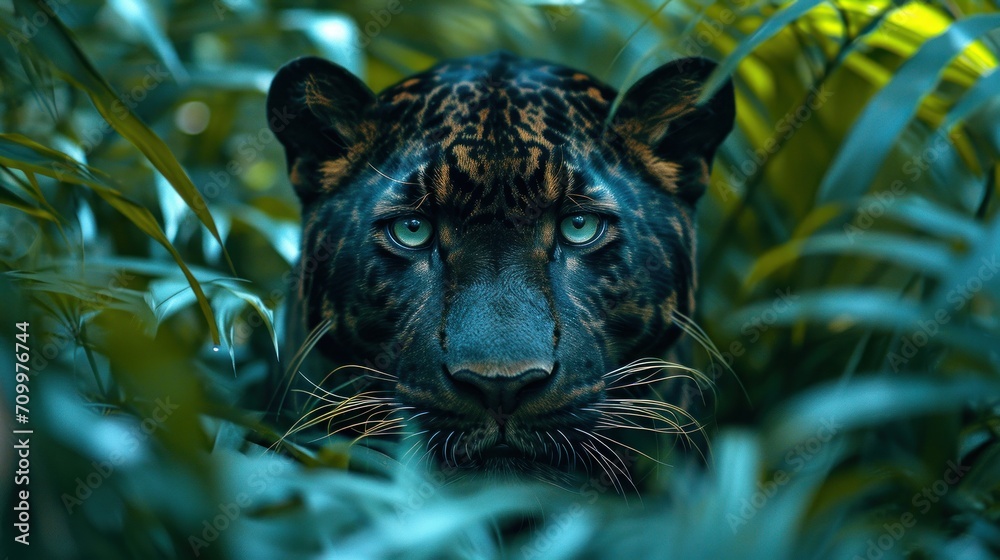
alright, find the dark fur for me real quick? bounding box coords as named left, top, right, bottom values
left=267, top=52, right=734, bottom=479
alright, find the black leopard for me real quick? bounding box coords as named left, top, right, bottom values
left=266, top=51, right=734, bottom=484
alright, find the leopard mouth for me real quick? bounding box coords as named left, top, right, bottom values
left=479, top=443, right=529, bottom=462
left=467, top=442, right=559, bottom=478
left=408, top=402, right=603, bottom=472
left=452, top=439, right=588, bottom=486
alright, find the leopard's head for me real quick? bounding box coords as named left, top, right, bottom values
left=268, top=52, right=734, bottom=481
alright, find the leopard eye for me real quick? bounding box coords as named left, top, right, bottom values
left=388, top=216, right=434, bottom=249
left=559, top=213, right=604, bottom=246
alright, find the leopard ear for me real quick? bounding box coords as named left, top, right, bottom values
left=267, top=56, right=376, bottom=202
left=615, top=56, right=735, bottom=172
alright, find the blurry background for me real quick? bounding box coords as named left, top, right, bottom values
left=1, top=0, right=999, bottom=558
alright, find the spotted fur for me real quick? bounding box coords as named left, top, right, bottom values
left=267, top=52, right=734, bottom=481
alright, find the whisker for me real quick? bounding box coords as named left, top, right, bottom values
left=405, top=431, right=440, bottom=468
left=580, top=439, right=629, bottom=498
left=598, top=410, right=702, bottom=435
left=404, top=429, right=429, bottom=440
left=587, top=352, right=718, bottom=474
left=608, top=374, right=702, bottom=392
left=594, top=419, right=697, bottom=436
left=670, top=309, right=749, bottom=402
left=670, top=310, right=724, bottom=365
left=585, top=436, right=641, bottom=501
left=443, top=431, right=457, bottom=466
left=600, top=397, right=702, bottom=418
left=578, top=442, right=612, bottom=488
left=545, top=432, right=563, bottom=466
left=556, top=429, right=577, bottom=471
left=367, top=162, right=421, bottom=186
left=284, top=402, right=392, bottom=440
left=604, top=357, right=713, bottom=389
left=592, top=407, right=697, bottom=431
left=272, top=318, right=333, bottom=417
left=400, top=439, right=424, bottom=463
left=589, top=429, right=670, bottom=467
left=600, top=357, right=672, bottom=379
left=279, top=382, right=402, bottom=442
left=417, top=441, right=441, bottom=467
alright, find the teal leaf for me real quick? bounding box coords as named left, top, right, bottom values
left=816, top=14, right=1000, bottom=203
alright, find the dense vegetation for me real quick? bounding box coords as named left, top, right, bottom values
left=1, top=0, right=998, bottom=559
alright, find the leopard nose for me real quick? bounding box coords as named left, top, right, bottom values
left=448, top=361, right=554, bottom=413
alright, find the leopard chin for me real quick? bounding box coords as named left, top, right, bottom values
left=265, top=51, right=734, bottom=489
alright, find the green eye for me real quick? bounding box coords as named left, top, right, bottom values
left=388, top=216, right=434, bottom=249
left=559, top=213, right=604, bottom=246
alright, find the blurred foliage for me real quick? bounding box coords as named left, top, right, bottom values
left=1, top=0, right=999, bottom=559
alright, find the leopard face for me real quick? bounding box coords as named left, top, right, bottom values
left=268, top=52, right=734, bottom=480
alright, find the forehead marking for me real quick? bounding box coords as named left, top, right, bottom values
left=370, top=55, right=658, bottom=222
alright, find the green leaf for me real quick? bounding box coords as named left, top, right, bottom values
left=34, top=255, right=224, bottom=283
left=6, top=269, right=150, bottom=320
left=939, top=67, right=1000, bottom=135
left=728, top=287, right=995, bottom=356
left=10, top=0, right=233, bottom=273
left=0, top=133, right=221, bottom=344
left=212, top=288, right=242, bottom=370
left=882, top=195, right=984, bottom=242
left=144, top=276, right=279, bottom=361
left=745, top=231, right=956, bottom=289
left=225, top=203, right=300, bottom=265
left=933, top=211, right=1000, bottom=306
left=727, top=288, right=924, bottom=333
left=766, top=375, right=1000, bottom=451
left=223, top=284, right=279, bottom=360
left=144, top=277, right=197, bottom=332
left=699, top=0, right=827, bottom=99
left=107, top=0, right=189, bottom=82
left=0, top=177, right=58, bottom=222
left=816, top=14, right=1000, bottom=203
